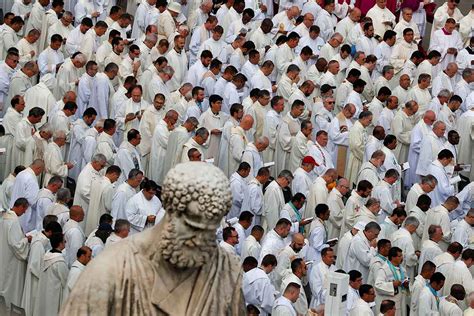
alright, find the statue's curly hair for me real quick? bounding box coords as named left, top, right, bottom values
left=162, top=162, right=232, bottom=222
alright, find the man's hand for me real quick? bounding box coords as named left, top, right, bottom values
left=133, top=60, right=141, bottom=72
left=30, top=50, right=35, bottom=57
left=393, top=280, right=402, bottom=288
left=369, top=239, right=377, bottom=248
left=26, top=235, right=32, bottom=243
left=66, top=162, right=74, bottom=169
left=447, top=48, right=457, bottom=54
left=454, top=164, right=463, bottom=172
left=415, top=250, right=421, bottom=257
left=211, top=129, right=222, bottom=135
left=328, top=239, right=338, bottom=247
left=147, top=215, right=156, bottom=224
left=340, top=125, right=348, bottom=132
left=125, top=113, right=136, bottom=123
left=259, top=4, right=267, bottom=12
left=92, top=11, right=100, bottom=18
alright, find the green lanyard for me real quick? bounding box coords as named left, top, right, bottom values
left=427, top=284, right=440, bottom=308
left=376, top=254, right=388, bottom=263
left=387, top=261, right=405, bottom=284
left=289, top=203, right=303, bottom=233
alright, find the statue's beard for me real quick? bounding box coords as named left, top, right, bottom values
left=159, top=220, right=217, bottom=269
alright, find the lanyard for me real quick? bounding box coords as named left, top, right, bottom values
left=426, top=284, right=440, bottom=308
left=387, top=261, right=405, bottom=284
left=376, top=254, right=388, bottom=263
left=289, top=203, right=304, bottom=233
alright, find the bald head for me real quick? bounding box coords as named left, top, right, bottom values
left=373, top=125, right=386, bottom=140
left=70, top=205, right=85, bottom=221
left=423, top=110, right=436, bottom=125
left=292, top=233, right=305, bottom=244
left=63, top=91, right=77, bottom=102
left=240, top=115, right=254, bottom=130
left=165, top=109, right=178, bottom=120
left=255, top=136, right=269, bottom=151
left=350, top=7, right=361, bottom=21
left=446, top=62, right=458, bottom=77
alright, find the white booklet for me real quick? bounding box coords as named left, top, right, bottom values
left=402, top=162, right=410, bottom=171
left=449, top=175, right=462, bottom=185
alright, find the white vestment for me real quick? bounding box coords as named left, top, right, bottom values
left=0, top=210, right=29, bottom=308
left=33, top=252, right=69, bottom=316
left=10, top=168, right=40, bottom=233
left=242, top=267, right=276, bottom=315
left=125, top=191, right=164, bottom=234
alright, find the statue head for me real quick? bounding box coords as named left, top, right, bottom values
left=160, top=162, right=232, bottom=268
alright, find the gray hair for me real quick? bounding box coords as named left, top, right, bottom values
left=24, top=61, right=37, bottom=71
left=92, top=153, right=107, bottom=163
left=331, top=32, right=343, bottom=41
left=114, top=219, right=131, bottom=233
left=47, top=175, right=64, bottom=186
left=278, top=169, right=293, bottom=181
left=354, top=51, right=365, bottom=60
left=432, top=121, right=446, bottom=129
left=462, top=68, right=472, bottom=79
left=159, top=65, right=175, bottom=76
left=56, top=188, right=71, bottom=202
left=73, top=53, right=87, bottom=64
left=52, top=130, right=66, bottom=141
left=365, top=221, right=381, bottom=232
left=195, top=127, right=209, bottom=138
left=255, top=136, right=269, bottom=146
left=28, top=29, right=40, bottom=37
left=428, top=224, right=442, bottom=238
left=437, top=89, right=451, bottom=98
left=181, top=82, right=193, bottom=90
left=145, top=33, right=158, bottom=44
left=404, top=216, right=420, bottom=228
left=421, top=174, right=438, bottom=186
left=63, top=11, right=73, bottom=18
left=365, top=197, right=380, bottom=208
left=185, top=116, right=199, bottom=126
left=39, top=123, right=52, bottom=133
left=128, top=169, right=144, bottom=180
left=382, top=65, right=394, bottom=75
left=95, top=119, right=105, bottom=129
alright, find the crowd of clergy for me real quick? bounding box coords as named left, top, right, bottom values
left=0, top=0, right=473, bottom=314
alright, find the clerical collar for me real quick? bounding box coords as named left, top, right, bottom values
left=441, top=28, right=452, bottom=35
left=50, top=248, right=62, bottom=253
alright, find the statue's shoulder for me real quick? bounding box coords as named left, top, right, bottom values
left=61, top=234, right=159, bottom=315
left=214, top=246, right=243, bottom=281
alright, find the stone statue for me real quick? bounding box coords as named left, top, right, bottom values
left=61, top=162, right=246, bottom=315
